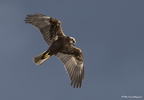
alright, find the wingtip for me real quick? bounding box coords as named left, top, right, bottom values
left=71, top=81, right=82, bottom=88
left=34, top=13, right=45, bottom=16
left=34, top=13, right=39, bottom=15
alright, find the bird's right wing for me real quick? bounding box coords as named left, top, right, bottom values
left=25, top=13, right=65, bottom=46
left=55, top=46, right=84, bottom=88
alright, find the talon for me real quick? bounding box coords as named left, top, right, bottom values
left=43, top=52, right=50, bottom=59
left=44, top=53, right=49, bottom=58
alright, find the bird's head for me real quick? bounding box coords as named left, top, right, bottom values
left=70, top=37, right=76, bottom=46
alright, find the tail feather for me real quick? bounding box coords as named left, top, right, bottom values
left=33, top=51, right=51, bottom=65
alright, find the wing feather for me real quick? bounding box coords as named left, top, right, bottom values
left=55, top=47, right=84, bottom=88
left=25, top=13, right=65, bottom=46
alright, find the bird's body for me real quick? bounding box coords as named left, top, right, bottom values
left=25, top=13, right=84, bottom=88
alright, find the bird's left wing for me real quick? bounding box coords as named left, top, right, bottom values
left=25, top=13, right=65, bottom=46
left=55, top=46, right=84, bottom=88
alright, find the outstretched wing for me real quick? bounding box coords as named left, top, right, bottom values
left=25, top=13, right=65, bottom=46
left=55, top=46, right=84, bottom=88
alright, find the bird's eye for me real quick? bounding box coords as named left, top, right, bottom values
left=73, top=40, right=75, bottom=43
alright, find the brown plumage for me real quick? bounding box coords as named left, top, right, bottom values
left=24, top=13, right=84, bottom=88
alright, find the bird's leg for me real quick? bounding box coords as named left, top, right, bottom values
left=42, top=52, right=50, bottom=59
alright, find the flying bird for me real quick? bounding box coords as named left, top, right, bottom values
left=24, top=13, right=84, bottom=88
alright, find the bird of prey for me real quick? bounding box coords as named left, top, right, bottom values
left=24, top=13, right=84, bottom=88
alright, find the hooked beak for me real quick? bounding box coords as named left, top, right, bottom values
left=72, top=43, right=76, bottom=46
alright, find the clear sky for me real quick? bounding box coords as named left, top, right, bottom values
left=0, top=0, right=144, bottom=100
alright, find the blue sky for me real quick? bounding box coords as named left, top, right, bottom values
left=0, top=0, right=144, bottom=100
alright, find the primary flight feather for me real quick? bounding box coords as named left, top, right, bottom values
left=24, top=13, right=84, bottom=88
